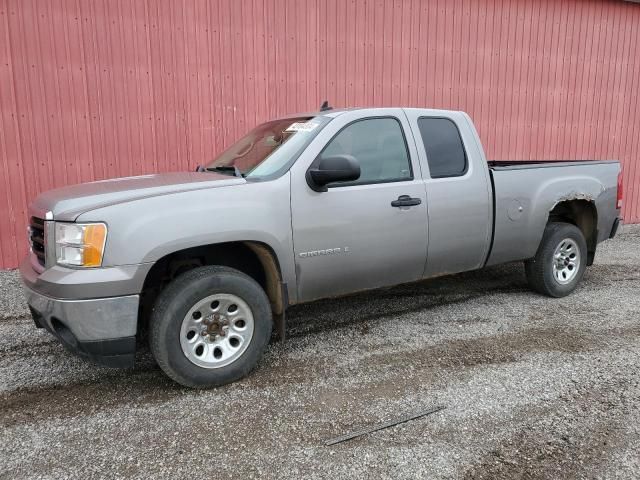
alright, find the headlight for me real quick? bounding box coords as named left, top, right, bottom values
left=55, top=222, right=107, bottom=267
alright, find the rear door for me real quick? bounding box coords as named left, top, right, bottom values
left=404, top=110, right=493, bottom=277
left=289, top=109, right=429, bottom=302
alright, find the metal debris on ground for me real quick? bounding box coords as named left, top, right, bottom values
left=325, top=405, right=446, bottom=446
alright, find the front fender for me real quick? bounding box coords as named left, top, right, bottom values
left=76, top=174, right=296, bottom=298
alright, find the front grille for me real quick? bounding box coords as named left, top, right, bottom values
left=29, top=217, right=46, bottom=266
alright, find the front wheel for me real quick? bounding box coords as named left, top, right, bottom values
left=149, top=266, right=272, bottom=388
left=524, top=222, right=588, bottom=298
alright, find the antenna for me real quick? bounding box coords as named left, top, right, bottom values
left=319, top=100, right=332, bottom=112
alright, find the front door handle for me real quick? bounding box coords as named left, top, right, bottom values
left=391, top=195, right=422, bottom=208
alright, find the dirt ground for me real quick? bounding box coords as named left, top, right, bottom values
left=1, top=226, right=639, bottom=479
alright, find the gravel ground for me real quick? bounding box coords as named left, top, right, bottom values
left=1, top=226, right=639, bottom=479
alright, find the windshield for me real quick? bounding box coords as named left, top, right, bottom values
left=205, top=116, right=330, bottom=180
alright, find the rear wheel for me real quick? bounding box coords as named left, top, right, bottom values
left=149, top=266, right=272, bottom=388
left=524, top=222, right=587, bottom=297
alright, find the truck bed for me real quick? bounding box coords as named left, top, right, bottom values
left=485, top=159, right=621, bottom=266
left=488, top=159, right=619, bottom=170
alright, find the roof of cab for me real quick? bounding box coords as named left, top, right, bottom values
left=274, top=106, right=464, bottom=121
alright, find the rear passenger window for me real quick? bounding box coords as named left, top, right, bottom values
left=322, top=118, right=412, bottom=186
left=418, top=117, right=467, bottom=178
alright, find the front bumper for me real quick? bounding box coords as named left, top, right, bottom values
left=24, top=286, right=139, bottom=368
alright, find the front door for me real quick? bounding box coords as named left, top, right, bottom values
left=290, top=111, right=429, bottom=302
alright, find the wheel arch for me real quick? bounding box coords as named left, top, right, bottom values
left=548, top=199, right=598, bottom=264
left=138, top=240, right=286, bottom=337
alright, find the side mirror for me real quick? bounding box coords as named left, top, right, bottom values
left=307, top=154, right=361, bottom=192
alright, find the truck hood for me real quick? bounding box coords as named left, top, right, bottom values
left=30, top=172, right=246, bottom=221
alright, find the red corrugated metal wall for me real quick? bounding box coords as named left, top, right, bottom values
left=1, top=0, right=638, bottom=269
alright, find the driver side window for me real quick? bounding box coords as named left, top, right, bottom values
left=323, top=117, right=412, bottom=186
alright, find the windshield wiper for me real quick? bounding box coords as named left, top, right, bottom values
left=204, top=166, right=245, bottom=178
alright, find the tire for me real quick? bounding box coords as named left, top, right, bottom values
left=149, top=266, right=272, bottom=388
left=524, top=222, right=588, bottom=298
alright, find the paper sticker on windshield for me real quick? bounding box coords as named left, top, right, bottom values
left=285, top=121, right=319, bottom=133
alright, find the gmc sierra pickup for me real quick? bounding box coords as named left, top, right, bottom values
left=21, top=107, right=623, bottom=388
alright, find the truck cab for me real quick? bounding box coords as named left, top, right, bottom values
left=289, top=108, right=493, bottom=301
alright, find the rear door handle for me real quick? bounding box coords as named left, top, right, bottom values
left=391, top=195, right=422, bottom=208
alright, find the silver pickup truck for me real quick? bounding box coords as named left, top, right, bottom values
left=20, top=107, right=623, bottom=388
